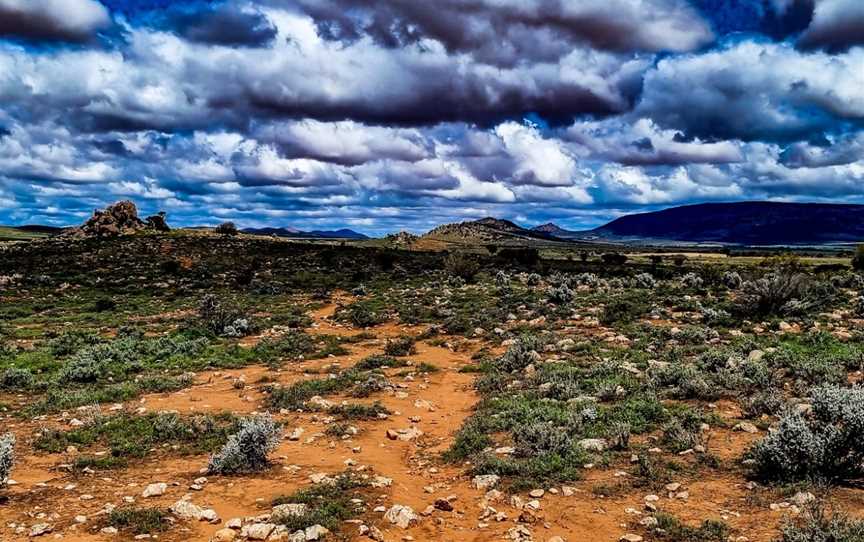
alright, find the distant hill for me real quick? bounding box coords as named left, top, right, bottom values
left=16, top=225, right=65, bottom=235
left=242, top=227, right=368, bottom=240
left=580, top=202, right=864, bottom=246
left=423, top=217, right=558, bottom=244
left=0, top=225, right=64, bottom=241
left=531, top=222, right=583, bottom=239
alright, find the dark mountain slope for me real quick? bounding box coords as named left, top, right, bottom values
left=587, top=202, right=864, bottom=245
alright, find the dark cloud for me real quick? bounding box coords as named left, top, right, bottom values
left=162, top=3, right=277, bottom=47
left=780, top=136, right=864, bottom=168
left=0, top=0, right=110, bottom=42
left=289, top=0, right=713, bottom=66
left=798, top=0, right=864, bottom=52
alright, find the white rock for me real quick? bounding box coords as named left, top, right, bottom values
left=384, top=505, right=418, bottom=529
left=211, top=528, right=236, bottom=541
left=29, top=523, right=52, bottom=537
left=304, top=525, right=329, bottom=540
left=241, top=523, right=276, bottom=540
left=142, top=483, right=167, bottom=498
left=472, top=474, right=500, bottom=490
left=578, top=438, right=607, bottom=452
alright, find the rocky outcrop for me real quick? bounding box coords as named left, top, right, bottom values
left=65, top=201, right=170, bottom=238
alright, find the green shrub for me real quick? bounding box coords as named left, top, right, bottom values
left=344, top=302, right=385, bottom=328
left=444, top=252, right=480, bottom=282
left=651, top=513, right=730, bottom=542
left=601, top=295, right=650, bottom=326
left=0, top=367, right=35, bottom=390
left=107, top=507, right=170, bottom=535
left=272, top=472, right=370, bottom=533
left=197, top=294, right=251, bottom=337
left=384, top=336, right=416, bottom=357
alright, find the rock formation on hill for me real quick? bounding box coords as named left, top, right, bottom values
left=66, top=201, right=170, bottom=238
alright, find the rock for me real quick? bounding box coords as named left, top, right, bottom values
left=304, top=525, right=329, bottom=540
left=734, top=422, right=759, bottom=434
left=639, top=516, right=658, bottom=527
left=620, top=535, right=643, bottom=542
left=747, top=350, right=765, bottom=362
left=384, top=505, right=418, bottom=529
left=529, top=489, right=545, bottom=498
left=578, top=438, right=608, bottom=452
left=211, top=529, right=237, bottom=542
left=386, top=427, right=423, bottom=441
left=29, top=523, right=52, bottom=537
left=371, top=476, right=393, bottom=488
left=142, top=483, right=167, bottom=498
left=507, top=525, right=533, bottom=541
left=241, top=523, right=276, bottom=540
left=170, top=500, right=219, bottom=522
left=548, top=537, right=566, bottom=542
left=288, top=428, right=305, bottom=441
left=100, top=527, right=119, bottom=535
left=366, top=525, right=385, bottom=541
left=434, top=498, right=453, bottom=512
left=472, top=475, right=500, bottom=490
left=792, top=492, right=816, bottom=506
left=226, top=518, right=243, bottom=530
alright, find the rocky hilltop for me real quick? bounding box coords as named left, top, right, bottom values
left=64, top=201, right=170, bottom=238
left=423, top=217, right=557, bottom=244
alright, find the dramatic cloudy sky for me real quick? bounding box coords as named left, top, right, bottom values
left=0, top=0, right=862, bottom=234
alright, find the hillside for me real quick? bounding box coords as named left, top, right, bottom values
left=422, top=217, right=558, bottom=245
left=582, top=202, right=864, bottom=246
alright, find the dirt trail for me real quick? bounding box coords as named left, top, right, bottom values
left=0, top=304, right=796, bottom=542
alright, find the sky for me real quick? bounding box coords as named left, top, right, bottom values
left=0, top=0, right=862, bottom=235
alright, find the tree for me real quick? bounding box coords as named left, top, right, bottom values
left=853, top=244, right=864, bottom=271
left=215, top=222, right=238, bottom=236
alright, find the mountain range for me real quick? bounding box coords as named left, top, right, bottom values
left=5, top=201, right=864, bottom=246
left=241, top=227, right=369, bottom=240
left=422, top=202, right=864, bottom=246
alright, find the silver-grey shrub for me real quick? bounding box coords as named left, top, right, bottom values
left=722, top=271, right=743, bottom=290
left=208, top=414, right=280, bottom=475
left=547, top=284, right=574, bottom=305
left=681, top=272, right=704, bottom=289
left=495, top=271, right=511, bottom=289
left=750, top=386, right=864, bottom=483
left=0, top=433, right=14, bottom=487
left=495, top=336, right=543, bottom=373
left=633, top=273, right=656, bottom=289
left=780, top=503, right=864, bottom=542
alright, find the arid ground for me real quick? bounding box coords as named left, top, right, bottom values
left=2, top=233, right=864, bottom=542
